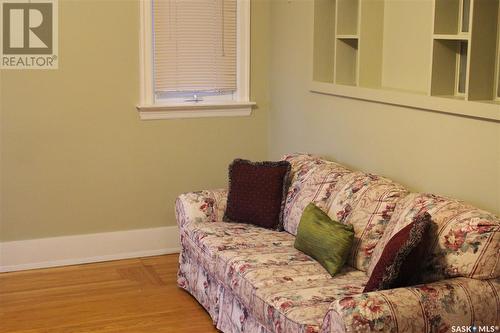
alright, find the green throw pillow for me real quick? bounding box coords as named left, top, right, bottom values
left=294, top=203, right=354, bottom=276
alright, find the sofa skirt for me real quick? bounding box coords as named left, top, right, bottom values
left=177, top=231, right=272, bottom=333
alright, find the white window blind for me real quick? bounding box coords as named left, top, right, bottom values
left=153, top=0, right=237, bottom=98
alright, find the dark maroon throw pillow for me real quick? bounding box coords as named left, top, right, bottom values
left=364, top=212, right=432, bottom=292
left=223, top=159, right=291, bottom=230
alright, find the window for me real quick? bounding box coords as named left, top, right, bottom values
left=138, top=0, right=254, bottom=119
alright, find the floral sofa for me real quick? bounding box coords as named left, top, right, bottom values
left=175, top=153, right=499, bottom=333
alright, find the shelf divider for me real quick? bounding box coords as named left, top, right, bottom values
left=336, top=34, right=359, bottom=39
left=433, top=34, right=469, bottom=40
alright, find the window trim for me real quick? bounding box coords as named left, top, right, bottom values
left=137, top=0, right=253, bottom=120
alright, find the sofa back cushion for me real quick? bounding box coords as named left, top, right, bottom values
left=282, top=158, right=352, bottom=236
left=281, top=153, right=331, bottom=185
left=282, top=154, right=408, bottom=271
left=322, top=172, right=408, bottom=271
left=370, top=193, right=500, bottom=282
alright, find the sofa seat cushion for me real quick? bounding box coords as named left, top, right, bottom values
left=181, top=220, right=368, bottom=333
left=182, top=221, right=296, bottom=261
left=216, top=247, right=368, bottom=333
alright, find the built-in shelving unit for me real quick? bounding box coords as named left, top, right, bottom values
left=311, top=0, right=500, bottom=121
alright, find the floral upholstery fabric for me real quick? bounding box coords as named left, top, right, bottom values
left=321, top=277, right=500, bottom=333
left=282, top=160, right=408, bottom=271
left=323, top=172, right=408, bottom=271
left=175, top=189, right=227, bottom=227
left=282, top=161, right=352, bottom=236
left=368, top=193, right=500, bottom=281
left=176, top=158, right=500, bottom=333
left=214, top=240, right=368, bottom=333
left=179, top=236, right=271, bottom=333
left=179, top=219, right=368, bottom=333
left=177, top=189, right=369, bottom=333
left=281, top=153, right=332, bottom=186
left=184, top=221, right=295, bottom=266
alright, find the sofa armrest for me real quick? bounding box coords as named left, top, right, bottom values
left=175, top=189, right=228, bottom=228
left=321, top=277, right=499, bottom=333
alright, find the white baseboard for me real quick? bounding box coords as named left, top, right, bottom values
left=0, top=226, right=180, bottom=273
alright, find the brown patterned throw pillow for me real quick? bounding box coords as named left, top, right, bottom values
left=224, top=159, right=291, bottom=230
left=364, top=212, right=432, bottom=292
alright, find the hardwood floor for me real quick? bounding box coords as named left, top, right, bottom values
left=0, top=254, right=219, bottom=333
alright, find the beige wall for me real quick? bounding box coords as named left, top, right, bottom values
left=2, top=0, right=499, bottom=243
left=0, top=0, right=270, bottom=241
left=268, top=0, right=500, bottom=215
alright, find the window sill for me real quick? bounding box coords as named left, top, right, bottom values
left=136, top=101, right=256, bottom=120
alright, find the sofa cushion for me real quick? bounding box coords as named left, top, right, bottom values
left=217, top=252, right=367, bottom=333
left=224, top=159, right=291, bottom=230
left=295, top=203, right=354, bottom=277
left=181, top=220, right=368, bottom=333
left=283, top=161, right=352, bottom=236
left=281, top=153, right=333, bottom=185
left=369, top=193, right=500, bottom=282
left=364, top=212, right=432, bottom=292
left=283, top=162, right=408, bottom=271
left=183, top=220, right=295, bottom=262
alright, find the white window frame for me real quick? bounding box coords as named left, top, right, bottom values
left=137, top=0, right=255, bottom=120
